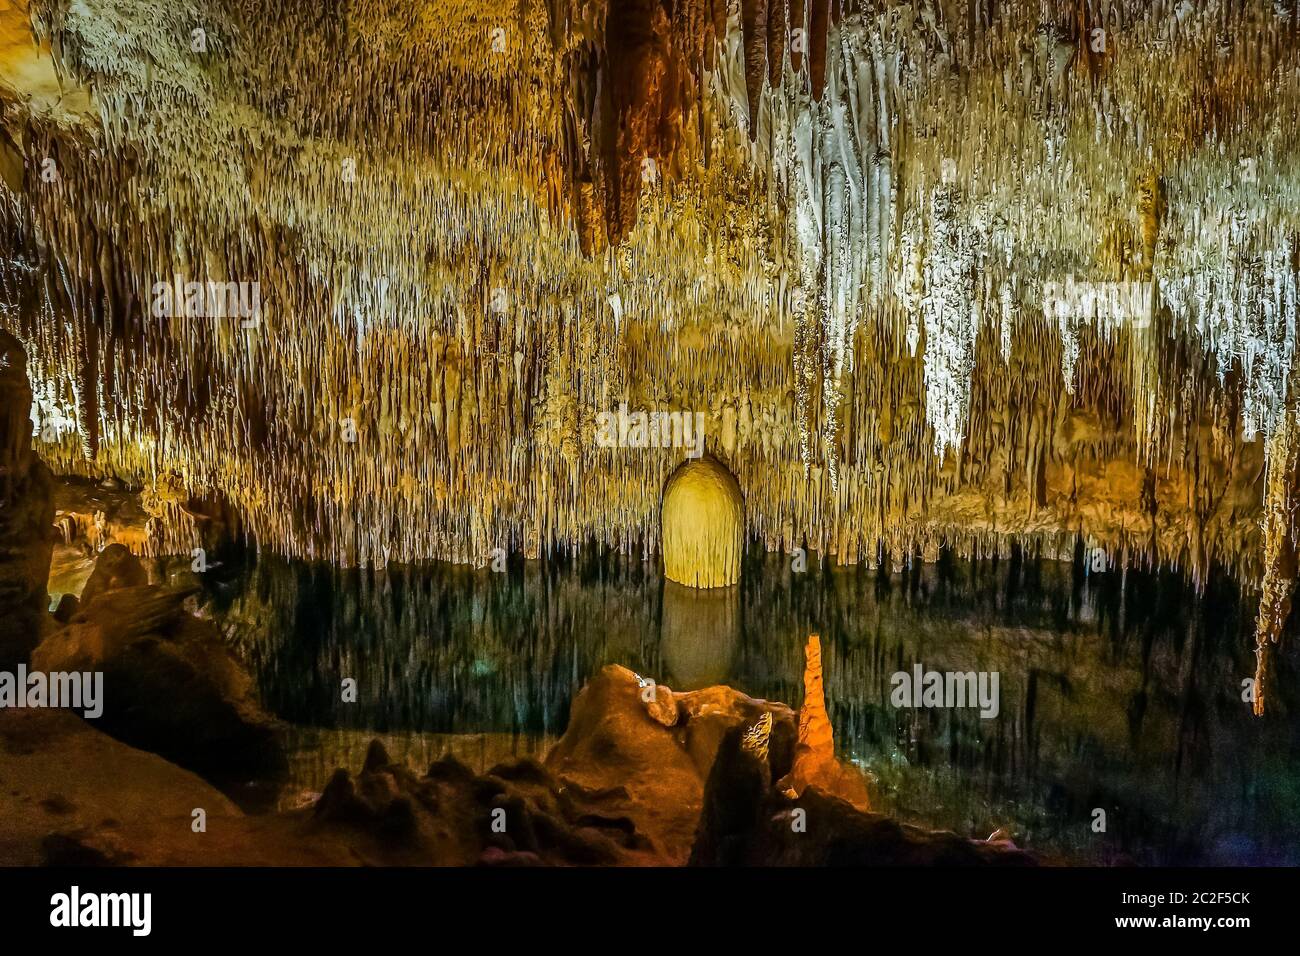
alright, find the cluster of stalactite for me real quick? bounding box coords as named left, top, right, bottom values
left=0, top=2, right=1298, bottom=704
left=544, top=0, right=851, bottom=252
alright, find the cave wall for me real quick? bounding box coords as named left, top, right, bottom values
left=0, top=329, right=53, bottom=665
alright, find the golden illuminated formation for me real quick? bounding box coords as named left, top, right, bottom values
left=0, top=1, right=1295, bottom=701
left=661, top=456, right=744, bottom=588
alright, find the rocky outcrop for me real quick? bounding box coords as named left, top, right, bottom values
left=690, top=724, right=1036, bottom=867
left=77, top=543, right=147, bottom=604
left=2, top=646, right=1043, bottom=866
left=545, top=663, right=796, bottom=861
left=0, top=330, right=53, bottom=667
left=0, top=704, right=363, bottom=867
left=306, top=664, right=803, bottom=865
left=673, top=680, right=797, bottom=783
left=32, top=549, right=287, bottom=811
left=309, top=739, right=664, bottom=866
left=0, top=706, right=243, bottom=866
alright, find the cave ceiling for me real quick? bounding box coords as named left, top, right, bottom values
left=0, top=0, right=1296, bottom=610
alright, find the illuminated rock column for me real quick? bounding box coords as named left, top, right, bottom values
left=660, top=456, right=743, bottom=588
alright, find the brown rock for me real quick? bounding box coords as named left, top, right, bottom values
left=33, top=584, right=197, bottom=671
left=674, top=682, right=797, bottom=783
left=32, top=583, right=287, bottom=812
left=309, top=730, right=662, bottom=865
left=0, top=707, right=240, bottom=866
left=0, top=331, right=54, bottom=667
left=698, top=758, right=1037, bottom=864
left=691, top=722, right=1035, bottom=867
left=77, top=543, right=148, bottom=605
left=642, top=678, right=679, bottom=726
left=546, top=664, right=706, bottom=860
left=52, top=592, right=78, bottom=623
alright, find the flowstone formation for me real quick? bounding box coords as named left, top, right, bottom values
left=661, top=455, right=744, bottom=587
left=0, top=2, right=1297, bottom=703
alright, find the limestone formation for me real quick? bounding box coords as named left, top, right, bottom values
left=546, top=664, right=796, bottom=859
left=33, top=548, right=288, bottom=810
left=783, top=632, right=870, bottom=810
left=0, top=330, right=52, bottom=666
left=789, top=633, right=835, bottom=788
left=76, top=541, right=146, bottom=605
left=661, top=456, right=745, bottom=588
left=691, top=727, right=1035, bottom=866
left=0, top=2, right=1295, bottom=701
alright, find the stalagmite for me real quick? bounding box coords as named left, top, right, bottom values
left=791, top=633, right=835, bottom=791
left=784, top=632, right=869, bottom=810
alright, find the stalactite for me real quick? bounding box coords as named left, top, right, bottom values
left=1253, top=342, right=1300, bottom=716
left=808, top=0, right=830, bottom=100
left=740, top=0, right=768, bottom=140
left=0, top=0, right=1293, bottom=622
left=788, top=0, right=805, bottom=75
left=765, top=0, right=786, bottom=89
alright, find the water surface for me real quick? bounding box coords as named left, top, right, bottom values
left=200, top=547, right=1300, bottom=865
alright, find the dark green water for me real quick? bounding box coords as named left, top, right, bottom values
left=199, top=547, right=1300, bottom=865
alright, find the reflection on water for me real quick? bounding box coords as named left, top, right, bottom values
left=203, top=547, right=1300, bottom=865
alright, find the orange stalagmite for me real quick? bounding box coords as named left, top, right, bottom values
left=787, top=633, right=870, bottom=811
left=793, top=633, right=834, bottom=780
